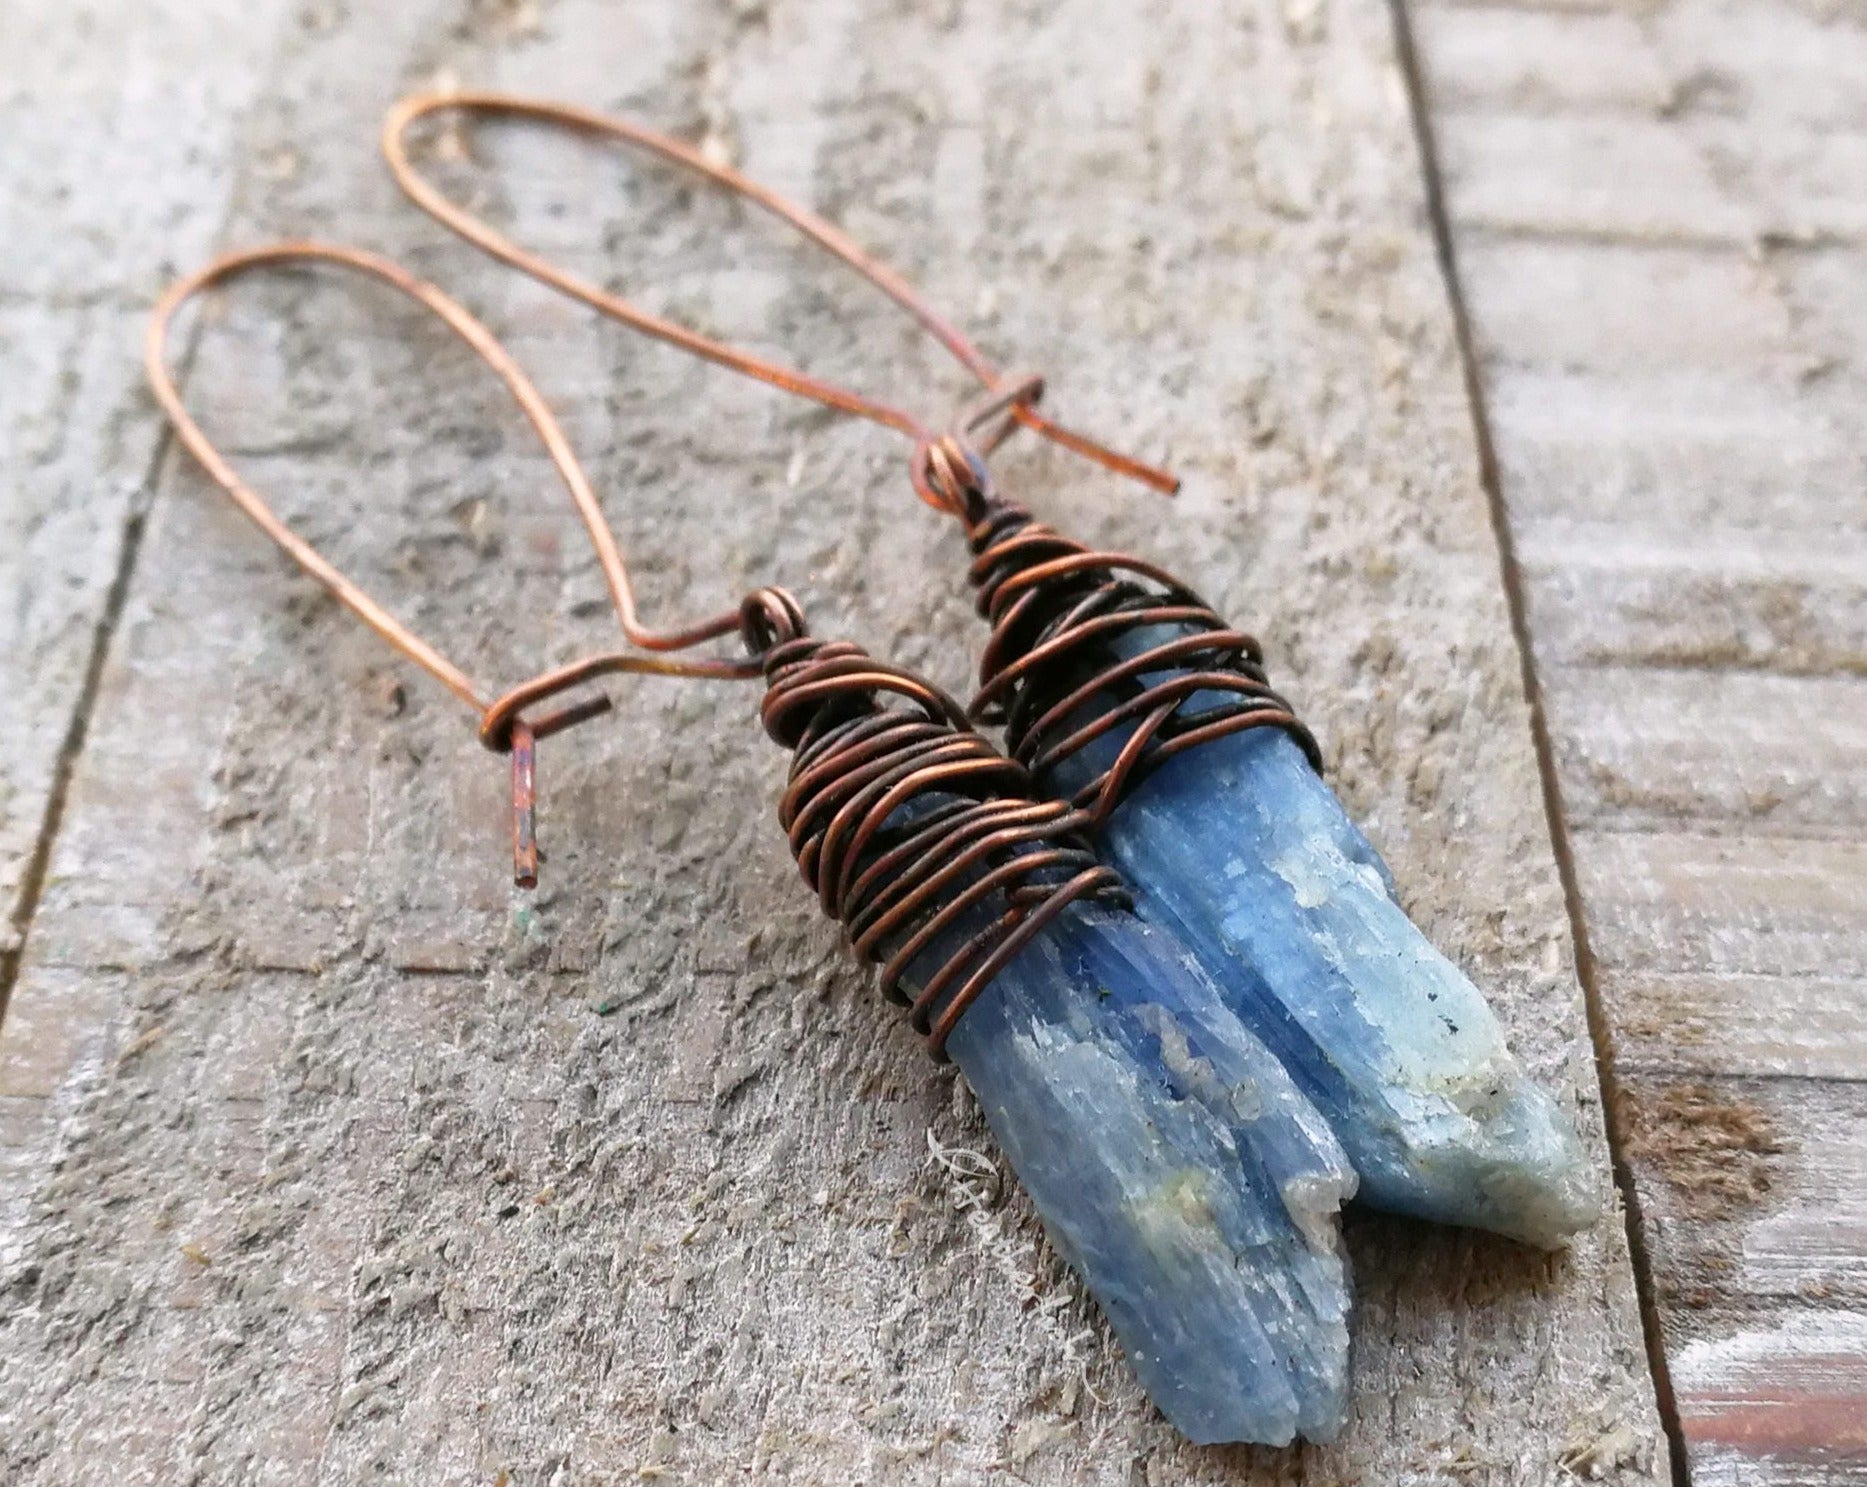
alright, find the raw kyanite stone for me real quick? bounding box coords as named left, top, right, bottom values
left=910, top=900, right=1356, bottom=1445
left=1051, top=723, right=1598, bottom=1249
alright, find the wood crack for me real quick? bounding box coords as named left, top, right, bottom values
left=1387, top=1, right=1693, bottom=1482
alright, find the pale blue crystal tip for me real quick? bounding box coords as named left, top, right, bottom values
left=1058, top=724, right=1601, bottom=1251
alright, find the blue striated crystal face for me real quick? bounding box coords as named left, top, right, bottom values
left=1049, top=723, right=1599, bottom=1250
left=917, top=901, right=1356, bottom=1445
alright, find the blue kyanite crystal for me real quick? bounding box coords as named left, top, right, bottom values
left=906, top=900, right=1356, bottom=1445
left=1051, top=723, right=1599, bottom=1250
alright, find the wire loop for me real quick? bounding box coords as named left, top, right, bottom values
left=382, top=92, right=1178, bottom=510
left=145, top=241, right=758, bottom=886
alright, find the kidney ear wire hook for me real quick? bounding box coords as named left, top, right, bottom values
left=145, top=241, right=762, bottom=889
left=381, top=92, right=1179, bottom=517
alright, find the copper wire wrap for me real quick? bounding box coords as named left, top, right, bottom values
left=957, top=472, right=1321, bottom=827
left=742, top=591, right=1129, bottom=1058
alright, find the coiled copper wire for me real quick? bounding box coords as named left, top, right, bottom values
left=745, top=591, right=1128, bottom=1057
left=961, top=484, right=1320, bottom=828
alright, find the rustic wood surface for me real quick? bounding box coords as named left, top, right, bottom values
left=0, top=0, right=1717, bottom=1481
left=1412, top=0, right=1867, bottom=1483
left=0, top=1, right=284, bottom=981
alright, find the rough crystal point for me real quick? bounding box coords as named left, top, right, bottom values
left=914, top=901, right=1356, bottom=1445
left=1055, top=726, right=1600, bottom=1250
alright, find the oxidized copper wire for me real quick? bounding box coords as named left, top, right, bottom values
left=745, top=592, right=1127, bottom=1057
left=380, top=92, right=1318, bottom=826
left=147, top=245, right=1126, bottom=1053
left=910, top=414, right=1320, bottom=823
left=958, top=478, right=1320, bottom=827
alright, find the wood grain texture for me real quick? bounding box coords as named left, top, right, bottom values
left=0, top=0, right=284, bottom=951
left=1414, top=0, right=1867, bottom=1480
left=0, top=1, right=1662, bottom=1483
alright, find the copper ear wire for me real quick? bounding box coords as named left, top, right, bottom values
left=378, top=100, right=1310, bottom=842
left=145, top=241, right=763, bottom=888
left=148, top=250, right=1136, bottom=1056
left=380, top=91, right=1179, bottom=516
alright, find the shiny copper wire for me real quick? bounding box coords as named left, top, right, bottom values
left=749, top=596, right=1127, bottom=1057
left=962, top=479, right=1320, bottom=827
left=145, top=241, right=759, bottom=887
left=380, top=91, right=1179, bottom=513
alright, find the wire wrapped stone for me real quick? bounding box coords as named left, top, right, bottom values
left=962, top=492, right=1320, bottom=825
left=743, top=589, right=1128, bottom=1056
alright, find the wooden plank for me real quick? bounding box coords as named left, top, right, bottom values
left=1601, top=972, right=1867, bottom=1082
left=0, top=0, right=283, bottom=945
left=1416, top=7, right=1671, bottom=114
left=0, top=0, right=1662, bottom=1483
left=1485, top=367, right=1864, bottom=534
left=1622, top=1077, right=1867, bottom=1307
left=1645, top=0, right=1867, bottom=133
left=1438, top=113, right=1752, bottom=244
left=1573, top=829, right=1867, bottom=982
left=1671, top=1310, right=1867, bottom=1487
left=1457, top=238, right=1796, bottom=371
left=1520, top=523, right=1867, bottom=678
left=1563, top=673, right=1867, bottom=1088
left=1548, top=667, right=1867, bottom=838
left=1414, top=0, right=1867, bottom=1479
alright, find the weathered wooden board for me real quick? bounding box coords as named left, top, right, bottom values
left=1413, top=0, right=1867, bottom=1481
left=0, top=0, right=283, bottom=969
left=0, top=1, right=1662, bottom=1483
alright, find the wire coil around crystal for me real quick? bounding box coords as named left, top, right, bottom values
left=751, top=612, right=1128, bottom=1057
left=962, top=496, right=1321, bottom=828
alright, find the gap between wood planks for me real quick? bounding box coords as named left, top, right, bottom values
left=0, top=5, right=288, bottom=1030
left=0, top=214, right=236, bottom=1024
left=1383, top=2, right=1693, bottom=1483
left=0, top=431, right=169, bottom=1023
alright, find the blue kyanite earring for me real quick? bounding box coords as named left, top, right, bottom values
left=381, top=91, right=1601, bottom=1254
left=149, top=243, right=1357, bottom=1447
left=936, top=432, right=1599, bottom=1252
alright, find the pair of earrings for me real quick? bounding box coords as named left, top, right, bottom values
left=147, top=94, right=1598, bottom=1448
left=383, top=93, right=1599, bottom=1250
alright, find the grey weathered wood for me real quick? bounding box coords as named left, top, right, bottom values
left=0, top=0, right=283, bottom=951
left=0, top=1, right=1663, bottom=1482
left=1414, top=0, right=1867, bottom=1481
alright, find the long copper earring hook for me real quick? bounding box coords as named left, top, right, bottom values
left=381, top=91, right=1179, bottom=513
left=146, top=241, right=760, bottom=887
